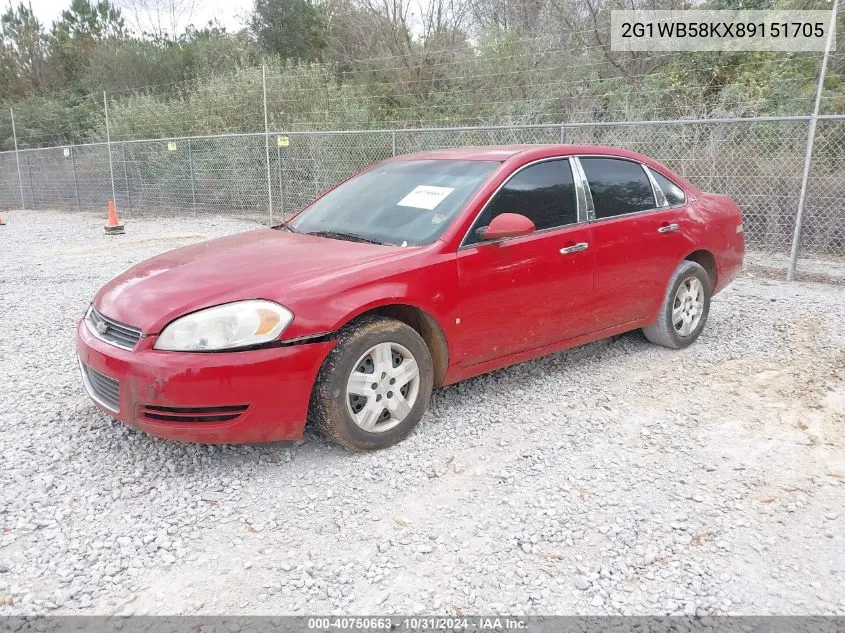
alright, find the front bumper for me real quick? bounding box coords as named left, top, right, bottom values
left=76, top=320, right=334, bottom=444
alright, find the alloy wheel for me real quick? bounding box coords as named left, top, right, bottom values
left=345, top=342, right=420, bottom=433
left=672, top=276, right=704, bottom=337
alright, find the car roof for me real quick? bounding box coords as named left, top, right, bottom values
left=391, top=144, right=649, bottom=162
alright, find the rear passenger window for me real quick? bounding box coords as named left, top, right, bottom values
left=580, top=157, right=655, bottom=219
left=652, top=171, right=686, bottom=206
left=466, top=159, right=577, bottom=244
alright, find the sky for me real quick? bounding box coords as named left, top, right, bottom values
left=29, top=0, right=252, bottom=33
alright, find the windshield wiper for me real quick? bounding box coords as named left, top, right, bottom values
left=304, top=230, right=384, bottom=245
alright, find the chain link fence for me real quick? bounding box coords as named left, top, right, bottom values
left=803, top=117, right=845, bottom=254
left=1, top=115, right=844, bottom=266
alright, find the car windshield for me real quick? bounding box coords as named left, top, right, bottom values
left=286, top=159, right=500, bottom=246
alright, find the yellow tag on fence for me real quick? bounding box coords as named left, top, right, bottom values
left=276, top=135, right=289, bottom=148
left=167, top=141, right=177, bottom=151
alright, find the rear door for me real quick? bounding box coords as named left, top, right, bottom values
left=456, top=158, right=595, bottom=367
left=577, top=156, right=690, bottom=328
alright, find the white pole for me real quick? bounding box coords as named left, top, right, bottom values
left=787, top=0, right=838, bottom=281
left=10, top=108, right=25, bottom=209
left=103, top=91, right=118, bottom=212
left=262, top=64, right=274, bottom=225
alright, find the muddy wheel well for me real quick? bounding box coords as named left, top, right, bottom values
left=347, top=305, right=449, bottom=387
left=685, top=250, right=717, bottom=288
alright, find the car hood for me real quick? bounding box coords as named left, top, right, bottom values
left=94, top=229, right=412, bottom=334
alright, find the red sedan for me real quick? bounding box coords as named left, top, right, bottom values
left=77, top=145, right=745, bottom=450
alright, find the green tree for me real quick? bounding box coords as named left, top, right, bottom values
left=0, top=3, right=47, bottom=97
left=48, top=0, right=125, bottom=88
left=53, top=0, right=124, bottom=39
left=248, top=0, right=326, bottom=61
left=176, top=23, right=260, bottom=77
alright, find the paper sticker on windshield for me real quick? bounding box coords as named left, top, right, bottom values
left=397, top=185, right=455, bottom=210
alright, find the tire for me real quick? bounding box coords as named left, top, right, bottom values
left=310, top=316, right=434, bottom=450
left=642, top=260, right=711, bottom=349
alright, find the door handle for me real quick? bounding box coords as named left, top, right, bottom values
left=658, top=223, right=680, bottom=233
left=560, top=242, right=589, bottom=255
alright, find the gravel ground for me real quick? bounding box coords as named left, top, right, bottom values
left=745, top=252, right=845, bottom=285
left=1, top=209, right=844, bottom=616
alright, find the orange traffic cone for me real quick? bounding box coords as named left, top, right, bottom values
left=104, top=200, right=124, bottom=235
left=0, top=215, right=5, bottom=226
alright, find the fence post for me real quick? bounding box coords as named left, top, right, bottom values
left=187, top=138, right=196, bottom=216
left=122, top=142, right=132, bottom=216
left=27, top=152, right=34, bottom=206
left=70, top=146, right=81, bottom=212
left=277, top=143, right=285, bottom=219
left=391, top=130, right=397, bottom=156
left=262, top=64, right=273, bottom=225
left=787, top=0, right=838, bottom=281
left=10, top=108, right=25, bottom=210
left=103, top=91, right=118, bottom=213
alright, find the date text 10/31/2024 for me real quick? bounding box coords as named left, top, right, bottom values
left=306, top=617, right=529, bottom=630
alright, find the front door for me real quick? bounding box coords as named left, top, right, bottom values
left=455, top=158, right=596, bottom=367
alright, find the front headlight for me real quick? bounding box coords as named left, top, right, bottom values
left=154, top=300, right=293, bottom=351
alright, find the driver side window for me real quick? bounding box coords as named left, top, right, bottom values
left=465, top=159, right=578, bottom=245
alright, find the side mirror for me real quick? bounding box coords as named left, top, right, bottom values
left=477, top=213, right=536, bottom=241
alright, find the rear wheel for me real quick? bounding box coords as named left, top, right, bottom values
left=310, top=316, right=434, bottom=450
left=643, top=260, right=711, bottom=349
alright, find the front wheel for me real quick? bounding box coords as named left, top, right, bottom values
left=643, top=260, right=711, bottom=349
left=310, top=316, right=434, bottom=450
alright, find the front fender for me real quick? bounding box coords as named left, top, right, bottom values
left=279, top=255, right=461, bottom=350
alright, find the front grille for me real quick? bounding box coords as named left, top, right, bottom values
left=141, top=405, right=249, bottom=423
left=87, top=307, right=142, bottom=350
left=79, top=361, right=120, bottom=412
